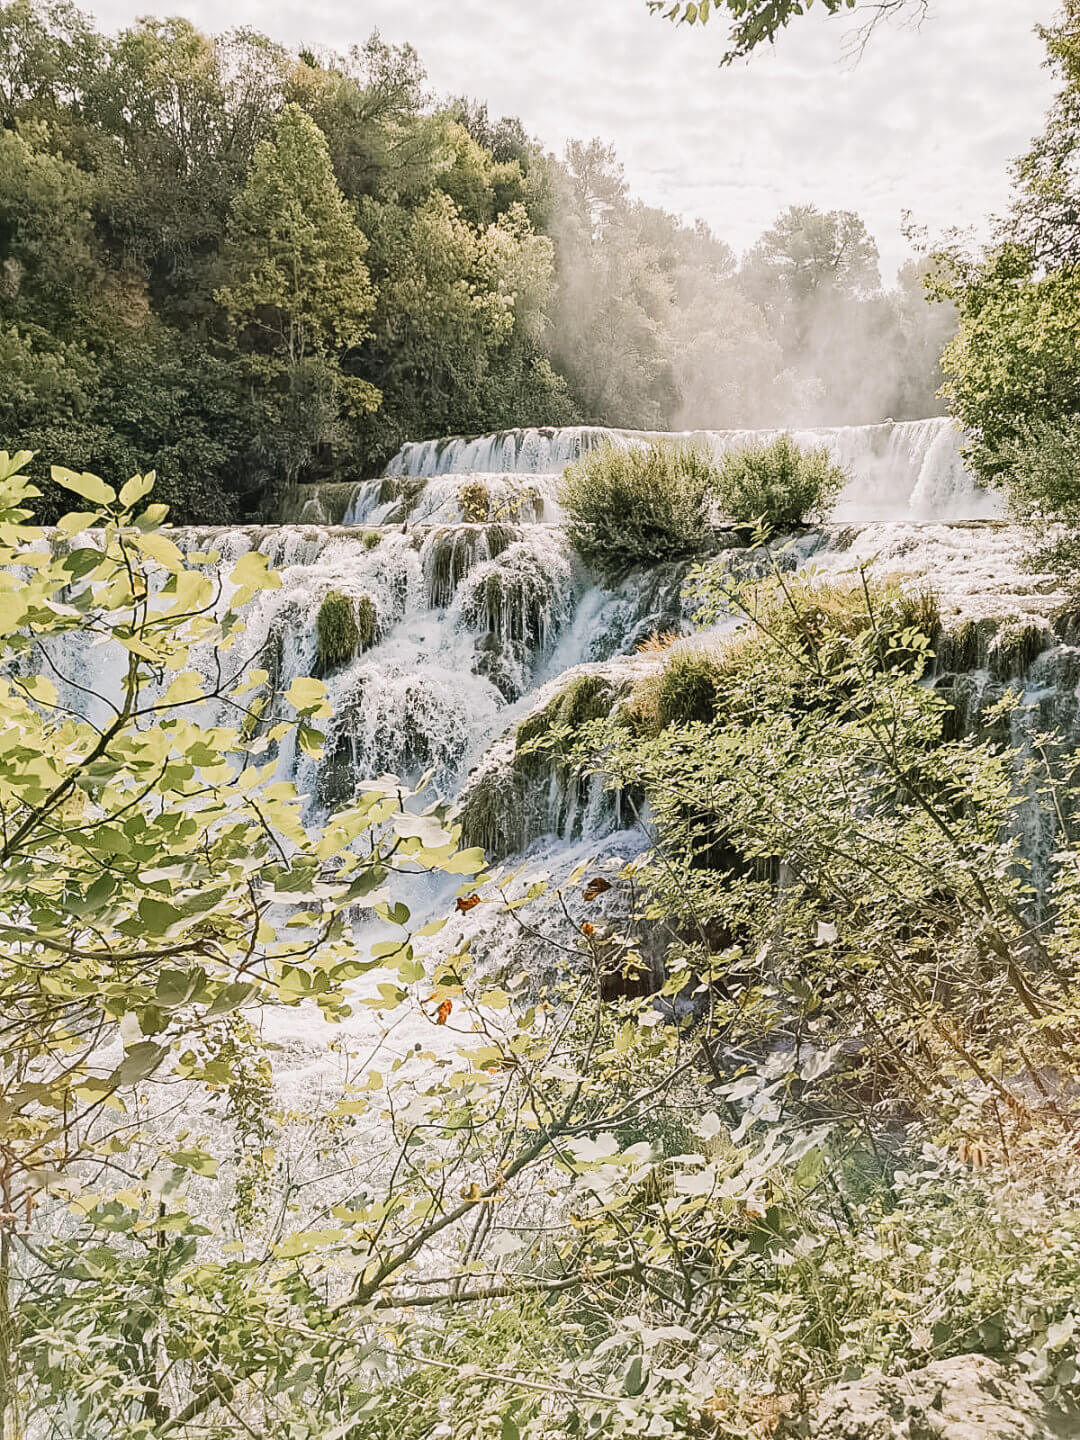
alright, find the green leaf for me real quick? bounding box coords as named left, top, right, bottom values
left=114, top=1042, right=169, bottom=1086
left=287, top=676, right=329, bottom=712
left=623, top=1355, right=647, bottom=1397
left=139, top=897, right=183, bottom=934
left=167, top=1147, right=219, bottom=1178
left=50, top=466, right=116, bottom=507
left=119, top=472, right=155, bottom=508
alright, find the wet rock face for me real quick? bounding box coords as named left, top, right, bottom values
left=780, top=1355, right=1073, bottom=1439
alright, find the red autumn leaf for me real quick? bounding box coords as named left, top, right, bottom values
left=583, top=877, right=612, bottom=902
left=436, top=999, right=453, bottom=1025
left=456, top=894, right=481, bottom=913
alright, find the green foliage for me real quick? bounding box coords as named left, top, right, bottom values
left=999, top=415, right=1080, bottom=524
left=713, top=434, right=848, bottom=528
left=8, top=448, right=1080, bottom=1437
left=647, top=0, right=929, bottom=65
left=460, top=478, right=490, bottom=521
left=0, top=5, right=950, bottom=517
left=629, top=574, right=939, bottom=737
left=217, top=105, right=377, bottom=382
left=936, top=8, right=1080, bottom=504
left=560, top=442, right=721, bottom=571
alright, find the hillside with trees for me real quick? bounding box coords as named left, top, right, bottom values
left=0, top=0, right=951, bottom=521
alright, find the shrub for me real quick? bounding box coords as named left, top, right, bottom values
left=630, top=578, right=941, bottom=736
left=559, top=441, right=721, bottom=570
left=648, top=650, right=727, bottom=731
left=714, top=433, right=848, bottom=528
left=459, top=479, right=490, bottom=522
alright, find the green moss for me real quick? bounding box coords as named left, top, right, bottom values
left=362, top=529, right=381, bottom=551
left=936, top=618, right=981, bottom=673
left=515, top=674, right=620, bottom=759
left=316, top=590, right=376, bottom=673
left=987, top=620, right=1052, bottom=681
left=427, top=529, right=483, bottom=608
left=457, top=764, right=526, bottom=857
left=355, top=593, right=377, bottom=650
left=377, top=475, right=427, bottom=519
left=459, top=674, right=628, bottom=858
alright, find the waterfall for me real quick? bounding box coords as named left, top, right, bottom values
left=25, top=415, right=1076, bottom=1125
left=36, top=419, right=1046, bottom=873
left=384, top=417, right=997, bottom=523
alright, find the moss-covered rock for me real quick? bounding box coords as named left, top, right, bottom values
left=316, top=590, right=360, bottom=672
left=458, top=672, right=630, bottom=858
left=516, top=673, right=621, bottom=759
left=355, top=593, right=377, bottom=650
left=987, top=620, right=1053, bottom=681
left=936, top=618, right=982, bottom=673
left=316, top=590, right=377, bottom=674
left=457, top=761, right=528, bottom=858
left=376, top=475, right=427, bottom=521
left=630, top=578, right=942, bottom=738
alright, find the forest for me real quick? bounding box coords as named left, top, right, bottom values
left=7, top=0, right=1080, bottom=1438
left=0, top=0, right=951, bottom=520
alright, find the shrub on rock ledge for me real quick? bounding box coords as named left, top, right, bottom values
left=559, top=441, right=721, bottom=571
left=715, top=433, right=847, bottom=529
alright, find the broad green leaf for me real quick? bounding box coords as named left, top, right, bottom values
left=119, top=472, right=155, bottom=508
left=51, top=466, right=115, bottom=507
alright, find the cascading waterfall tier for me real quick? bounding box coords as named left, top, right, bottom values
left=26, top=419, right=1079, bottom=1102
left=384, top=417, right=998, bottom=523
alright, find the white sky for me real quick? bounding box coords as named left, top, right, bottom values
left=86, top=0, right=1059, bottom=280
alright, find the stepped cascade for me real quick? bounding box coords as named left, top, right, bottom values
left=41, top=417, right=1059, bottom=931
left=42, top=414, right=1054, bottom=901
left=158, top=417, right=1044, bottom=844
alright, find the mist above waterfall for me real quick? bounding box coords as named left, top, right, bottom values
left=540, top=142, right=957, bottom=435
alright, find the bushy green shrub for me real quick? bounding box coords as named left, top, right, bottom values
left=649, top=650, right=726, bottom=731
left=714, top=433, right=848, bottom=528
left=630, top=577, right=940, bottom=737
left=559, top=442, right=721, bottom=570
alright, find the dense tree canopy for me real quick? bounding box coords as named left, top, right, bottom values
left=0, top=0, right=952, bottom=522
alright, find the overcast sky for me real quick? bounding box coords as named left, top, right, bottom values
left=86, top=0, right=1059, bottom=280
